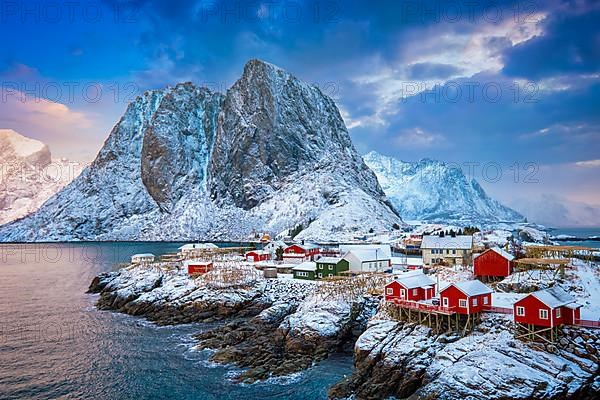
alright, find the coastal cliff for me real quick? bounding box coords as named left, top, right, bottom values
left=88, top=265, right=599, bottom=398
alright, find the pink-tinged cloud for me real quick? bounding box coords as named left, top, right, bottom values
left=0, top=90, right=96, bottom=162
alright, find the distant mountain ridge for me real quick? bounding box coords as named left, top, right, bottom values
left=363, top=151, right=525, bottom=224
left=0, top=129, right=79, bottom=226
left=0, top=60, right=402, bottom=242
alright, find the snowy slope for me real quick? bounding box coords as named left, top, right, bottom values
left=363, top=151, right=524, bottom=224
left=0, top=129, right=81, bottom=225
left=0, top=60, right=401, bottom=242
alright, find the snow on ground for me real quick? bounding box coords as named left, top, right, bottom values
left=492, top=292, right=527, bottom=308
left=568, top=259, right=600, bottom=320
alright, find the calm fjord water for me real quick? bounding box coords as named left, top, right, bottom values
left=0, top=243, right=352, bottom=400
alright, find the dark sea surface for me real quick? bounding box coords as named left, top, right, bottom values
left=551, top=227, right=600, bottom=249
left=0, top=243, right=352, bottom=399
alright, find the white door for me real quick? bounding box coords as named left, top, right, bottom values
left=400, top=289, right=406, bottom=299
left=443, top=297, right=449, bottom=307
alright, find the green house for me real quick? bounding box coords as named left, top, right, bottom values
left=316, top=257, right=349, bottom=279
left=292, top=261, right=317, bottom=280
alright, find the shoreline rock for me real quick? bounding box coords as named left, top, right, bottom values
left=329, top=315, right=600, bottom=400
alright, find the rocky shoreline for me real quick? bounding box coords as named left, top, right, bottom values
left=88, top=265, right=599, bottom=399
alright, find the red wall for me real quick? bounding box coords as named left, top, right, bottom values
left=385, top=281, right=435, bottom=302
left=188, top=263, right=213, bottom=275
left=513, top=295, right=578, bottom=327
left=246, top=252, right=270, bottom=262
left=285, top=245, right=319, bottom=256
left=474, top=250, right=512, bottom=277
left=439, top=285, right=491, bottom=315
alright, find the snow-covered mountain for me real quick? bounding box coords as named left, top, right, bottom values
left=0, top=60, right=401, bottom=242
left=363, top=151, right=525, bottom=224
left=0, top=129, right=81, bottom=226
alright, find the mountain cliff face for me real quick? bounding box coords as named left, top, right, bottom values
left=363, top=151, right=525, bottom=224
left=0, top=60, right=401, bottom=241
left=0, top=129, right=80, bottom=226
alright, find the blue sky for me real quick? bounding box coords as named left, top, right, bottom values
left=1, top=0, right=599, bottom=226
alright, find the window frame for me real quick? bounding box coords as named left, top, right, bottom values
left=539, top=309, right=549, bottom=320
left=516, top=306, right=525, bottom=316
left=459, top=299, right=467, bottom=308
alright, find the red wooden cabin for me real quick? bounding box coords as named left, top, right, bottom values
left=513, top=287, right=581, bottom=328
left=186, top=261, right=213, bottom=275
left=474, top=247, right=514, bottom=278
left=439, top=280, right=493, bottom=315
left=385, top=274, right=436, bottom=302
left=245, top=250, right=271, bottom=263
left=283, top=244, right=320, bottom=263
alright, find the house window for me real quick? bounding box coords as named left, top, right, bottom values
left=452, top=249, right=456, bottom=255
left=328, top=265, right=333, bottom=270
left=386, top=288, right=393, bottom=295
left=317, top=273, right=322, bottom=278
left=472, top=298, right=478, bottom=306
left=446, top=249, right=450, bottom=254
left=412, top=289, right=418, bottom=296
left=442, top=297, right=449, bottom=307
left=318, top=265, right=323, bottom=270
left=483, top=297, right=489, bottom=305
left=459, top=299, right=467, bottom=308
left=539, top=309, right=549, bottom=319
left=328, top=274, right=333, bottom=277
left=556, top=308, right=561, bottom=318
left=516, top=306, right=525, bottom=316
left=400, top=289, right=406, bottom=298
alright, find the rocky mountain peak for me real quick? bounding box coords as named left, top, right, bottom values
left=0, top=60, right=401, bottom=241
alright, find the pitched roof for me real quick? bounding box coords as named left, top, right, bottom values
left=475, top=247, right=514, bottom=261
left=528, top=287, right=577, bottom=309
left=287, top=243, right=319, bottom=251
left=421, top=235, right=473, bottom=250
left=442, top=280, right=493, bottom=296
left=339, top=244, right=392, bottom=258
left=393, top=273, right=436, bottom=289
left=344, top=249, right=390, bottom=263
left=317, top=257, right=343, bottom=264
left=246, top=250, right=270, bottom=256
left=292, top=261, right=317, bottom=272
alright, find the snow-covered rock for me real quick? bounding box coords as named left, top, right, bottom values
left=0, top=129, right=81, bottom=225
left=330, top=315, right=599, bottom=399
left=363, top=151, right=524, bottom=224
left=0, top=60, right=401, bottom=241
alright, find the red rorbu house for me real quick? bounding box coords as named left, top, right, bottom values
left=245, top=250, right=271, bottom=263
left=439, top=280, right=493, bottom=315
left=282, top=244, right=320, bottom=264
left=513, top=287, right=582, bottom=329
left=186, top=260, right=213, bottom=275
left=474, top=247, right=515, bottom=279
left=385, top=273, right=436, bottom=302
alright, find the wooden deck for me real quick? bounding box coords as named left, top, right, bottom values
left=389, top=298, right=456, bottom=315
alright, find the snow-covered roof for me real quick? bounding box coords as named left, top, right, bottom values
left=292, top=262, right=317, bottom=272
left=317, top=257, right=343, bottom=264
left=339, top=244, right=392, bottom=258
left=392, top=273, right=436, bottom=289
left=443, top=280, right=492, bottom=296
left=475, top=247, right=514, bottom=261
left=527, top=287, right=577, bottom=309
left=179, top=243, right=218, bottom=250
left=132, top=253, right=154, bottom=258
left=344, top=249, right=390, bottom=263
left=421, top=235, right=473, bottom=250
left=184, top=260, right=213, bottom=266
left=246, top=250, right=270, bottom=255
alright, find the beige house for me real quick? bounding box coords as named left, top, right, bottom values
left=421, top=235, right=473, bottom=266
